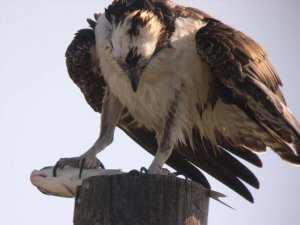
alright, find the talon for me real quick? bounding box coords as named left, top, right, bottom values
left=53, top=162, right=60, bottom=177
left=54, top=156, right=104, bottom=179
left=140, top=167, right=148, bottom=174
left=128, top=169, right=141, bottom=175
left=53, top=157, right=80, bottom=177
left=79, top=158, right=86, bottom=179
left=148, top=165, right=172, bottom=175
left=78, top=155, right=103, bottom=169
left=99, top=161, right=105, bottom=169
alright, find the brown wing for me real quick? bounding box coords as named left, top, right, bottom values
left=195, top=18, right=300, bottom=164
left=66, top=17, right=262, bottom=202
left=65, top=27, right=105, bottom=112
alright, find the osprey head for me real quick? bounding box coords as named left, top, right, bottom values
left=104, top=0, right=175, bottom=92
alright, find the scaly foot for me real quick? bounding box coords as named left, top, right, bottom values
left=143, top=166, right=172, bottom=175
left=53, top=155, right=104, bottom=177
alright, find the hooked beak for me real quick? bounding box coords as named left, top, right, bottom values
left=128, top=69, right=142, bottom=93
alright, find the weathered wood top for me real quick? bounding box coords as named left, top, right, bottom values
left=74, top=173, right=209, bottom=225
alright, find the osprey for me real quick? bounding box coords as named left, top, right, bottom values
left=56, top=0, right=300, bottom=202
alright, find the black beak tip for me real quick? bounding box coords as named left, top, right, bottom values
left=130, top=79, right=139, bottom=93
left=132, top=86, right=138, bottom=93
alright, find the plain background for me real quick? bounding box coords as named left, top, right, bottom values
left=0, top=0, right=299, bottom=225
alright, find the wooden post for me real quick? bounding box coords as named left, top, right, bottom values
left=73, top=174, right=209, bottom=225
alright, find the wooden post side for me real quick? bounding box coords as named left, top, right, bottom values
left=74, top=174, right=209, bottom=225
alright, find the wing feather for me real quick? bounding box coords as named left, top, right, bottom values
left=65, top=28, right=105, bottom=112
left=195, top=18, right=300, bottom=164
left=177, top=143, right=255, bottom=203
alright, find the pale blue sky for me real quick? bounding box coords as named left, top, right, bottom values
left=0, top=0, right=299, bottom=225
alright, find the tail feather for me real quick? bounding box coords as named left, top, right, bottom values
left=209, top=190, right=236, bottom=210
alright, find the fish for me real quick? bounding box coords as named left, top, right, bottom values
left=30, top=166, right=122, bottom=198
left=30, top=166, right=232, bottom=208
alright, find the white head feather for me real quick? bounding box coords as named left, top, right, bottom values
left=110, top=10, right=164, bottom=66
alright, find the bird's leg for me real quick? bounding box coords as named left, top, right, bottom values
left=147, top=131, right=174, bottom=174
left=148, top=92, right=181, bottom=174
left=55, top=92, right=124, bottom=171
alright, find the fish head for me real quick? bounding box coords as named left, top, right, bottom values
left=30, top=166, right=79, bottom=198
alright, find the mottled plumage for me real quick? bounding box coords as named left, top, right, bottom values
left=62, top=0, right=300, bottom=203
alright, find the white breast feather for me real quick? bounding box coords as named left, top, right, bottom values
left=95, top=14, right=219, bottom=146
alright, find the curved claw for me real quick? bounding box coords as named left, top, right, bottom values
left=78, top=157, right=105, bottom=179
left=140, top=167, right=149, bottom=174
left=128, top=169, right=141, bottom=175
left=53, top=162, right=60, bottom=177
left=54, top=156, right=105, bottom=179
left=99, top=161, right=105, bottom=169
left=79, top=158, right=86, bottom=179
left=53, top=157, right=81, bottom=177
